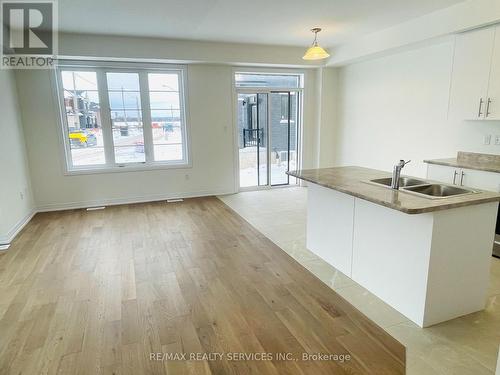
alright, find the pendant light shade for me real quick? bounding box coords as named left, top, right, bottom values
left=303, top=28, right=330, bottom=60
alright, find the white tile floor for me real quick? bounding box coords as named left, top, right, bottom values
left=219, top=186, right=500, bottom=375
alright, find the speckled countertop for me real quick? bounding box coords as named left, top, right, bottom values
left=424, top=152, right=500, bottom=173
left=287, top=166, right=500, bottom=214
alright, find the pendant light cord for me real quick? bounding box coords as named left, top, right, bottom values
left=311, top=28, right=321, bottom=46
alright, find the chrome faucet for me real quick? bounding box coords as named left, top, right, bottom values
left=391, top=160, right=411, bottom=189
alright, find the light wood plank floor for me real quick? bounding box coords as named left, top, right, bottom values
left=0, top=197, right=405, bottom=374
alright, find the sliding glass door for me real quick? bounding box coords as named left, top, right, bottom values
left=237, top=93, right=268, bottom=188
left=269, top=91, right=298, bottom=185
left=237, top=90, right=299, bottom=189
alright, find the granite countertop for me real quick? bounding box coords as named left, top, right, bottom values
left=424, top=152, right=500, bottom=173
left=287, top=166, right=500, bottom=214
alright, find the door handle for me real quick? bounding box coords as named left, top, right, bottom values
left=460, top=171, right=465, bottom=186
left=478, top=98, right=484, bottom=118
left=453, top=170, right=458, bottom=185
left=486, top=98, right=492, bottom=118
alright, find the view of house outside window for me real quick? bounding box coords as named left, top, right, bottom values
left=61, top=71, right=105, bottom=166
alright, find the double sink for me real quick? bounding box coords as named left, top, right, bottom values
left=368, top=177, right=477, bottom=199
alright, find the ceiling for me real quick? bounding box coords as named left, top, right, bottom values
left=58, top=0, right=466, bottom=47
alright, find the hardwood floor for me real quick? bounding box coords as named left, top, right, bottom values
left=0, top=197, right=405, bottom=374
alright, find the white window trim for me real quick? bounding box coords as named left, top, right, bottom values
left=52, top=60, right=191, bottom=175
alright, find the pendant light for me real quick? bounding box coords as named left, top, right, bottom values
left=302, top=28, right=330, bottom=60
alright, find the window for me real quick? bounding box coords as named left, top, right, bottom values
left=148, top=73, right=184, bottom=162
left=234, top=73, right=301, bottom=88
left=61, top=71, right=105, bottom=166
left=56, top=63, right=188, bottom=172
left=106, top=72, right=145, bottom=164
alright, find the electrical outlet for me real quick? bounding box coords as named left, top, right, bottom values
left=484, top=135, right=492, bottom=145
left=19, top=191, right=24, bottom=200
left=185, top=174, right=190, bottom=180
left=495, top=135, right=500, bottom=145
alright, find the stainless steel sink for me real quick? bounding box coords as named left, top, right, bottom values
left=370, top=177, right=428, bottom=188
left=367, top=177, right=478, bottom=199
left=403, top=184, right=476, bottom=198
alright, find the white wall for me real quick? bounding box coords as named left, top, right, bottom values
left=329, top=0, right=500, bottom=66
left=334, top=37, right=500, bottom=178
left=316, top=68, right=338, bottom=168
left=59, top=32, right=322, bottom=68
left=16, top=64, right=237, bottom=210
left=0, top=70, right=34, bottom=243
left=300, top=69, right=321, bottom=170
left=14, top=34, right=321, bottom=210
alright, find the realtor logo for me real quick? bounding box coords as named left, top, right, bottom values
left=1, top=0, right=57, bottom=69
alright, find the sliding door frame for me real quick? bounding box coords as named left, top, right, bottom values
left=234, top=86, right=303, bottom=192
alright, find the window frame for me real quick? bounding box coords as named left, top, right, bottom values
left=53, top=60, right=191, bottom=175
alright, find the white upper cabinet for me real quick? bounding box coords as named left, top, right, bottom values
left=486, top=25, right=500, bottom=120
left=448, top=27, right=496, bottom=120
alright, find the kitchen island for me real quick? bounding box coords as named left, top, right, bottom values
left=288, top=166, right=500, bottom=327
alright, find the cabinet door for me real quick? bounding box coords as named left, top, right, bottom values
left=486, top=26, right=500, bottom=120
left=448, top=27, right=495, bottom=120
left=460, top=168, right=500, bottom=192
left=426, top=164, right=459, bottom=185
left=307, top=183, right=355, bottom=277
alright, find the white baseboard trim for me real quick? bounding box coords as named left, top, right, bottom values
left=36, top=188, right=234, bottom=212
left=1, top=189, right=234, bottom=248
left=0, top=209, right=36, bottom=247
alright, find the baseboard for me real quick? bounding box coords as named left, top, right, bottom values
left=1, top=189, right=234, bottom=247
left=35, top=188, right=235, bottom=212
left=0, top=209, right=36, bottom=247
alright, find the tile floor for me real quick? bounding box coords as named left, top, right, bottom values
left=219, top=186, right=500, bottom=375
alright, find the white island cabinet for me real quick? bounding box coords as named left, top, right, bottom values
left=291, top=167, right=500, bottom=328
